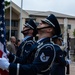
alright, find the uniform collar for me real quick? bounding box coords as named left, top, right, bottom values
left=37, top=37, right=51, bottom=44
left=37, top=38, right=45, bottom=43
left=22, top=36, right=31, bottom=41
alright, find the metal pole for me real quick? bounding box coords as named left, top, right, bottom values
left=64, top=18, right=70, bottom=75
left=10, top=0, right=12, bottom=39
left=64, top=18, right=68, bottom=50
left=19, top=0, right=23, bottom=40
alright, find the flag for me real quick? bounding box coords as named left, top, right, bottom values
left=0, top=0, right=8, bottom=75
left=0, top=0, right=6, bottom=54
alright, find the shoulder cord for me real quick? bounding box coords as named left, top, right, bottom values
left=36, top=43, right=56, bottom=72
left=20, top=40, right=34, bottom=57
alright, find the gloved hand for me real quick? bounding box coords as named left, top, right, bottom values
left=66, top=59, right=71, bottom=64
left=0, top=58, right=10, bottom=70
left=6, top=49, right=10, bottom=54
left=60, top=46, right=66, bottom=51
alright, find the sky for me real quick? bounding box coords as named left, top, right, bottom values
left=6, top=0, right=75, bottom=16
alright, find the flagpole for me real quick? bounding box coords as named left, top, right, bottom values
left=10, top=0, right=12, bottom=39
left=19, top=0, right=23, bottom=40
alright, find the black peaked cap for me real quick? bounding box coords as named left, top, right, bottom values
left=41, top=14, right=61, bottom=35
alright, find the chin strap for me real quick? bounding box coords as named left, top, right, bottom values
left=21, top=29, right=31, bottom=34
left=37, top=26, right=52, bottom=30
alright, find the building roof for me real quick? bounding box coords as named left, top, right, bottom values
left=25, top=10, right=75, bottom=19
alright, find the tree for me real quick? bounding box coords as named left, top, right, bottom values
left=73, top=29, right=75, bottom=54
left=73, top=29, right=75, bottom=37
left=5, top=1, right=10, bottom=6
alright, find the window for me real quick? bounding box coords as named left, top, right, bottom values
left=68, top=24, right=71, bottom=29
left=5, top=19, right=18, bottom=27
left=6, top=30, right=18, bottom=41
left=12, top=20, right=18, bottom=27
left=59, top=24, right=64, bottom=33
left=5, top=19, right=9, bottom=26
left=11, top=30, right=18, bottom=37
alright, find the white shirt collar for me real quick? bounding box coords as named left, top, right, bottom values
left=37, top=38, right=45, bottom=43
left=22, top=36, right=31, bottom=41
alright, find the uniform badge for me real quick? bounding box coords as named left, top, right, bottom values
left=40, top=53, right=49, bottom=62
left=59, top=55, right=63, bottom=57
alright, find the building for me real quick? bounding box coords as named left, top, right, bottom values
left=5, top=1, right=75, bottom=51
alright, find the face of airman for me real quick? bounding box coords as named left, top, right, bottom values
left=21, top=25, right=34, bottom=37
left=21, top=25, right=31, bottom=35
left=37, top=22, right=55, bottom=37
left=56, top=38, right=63, bottom=46
left=37, top=22, right=49, bottom=29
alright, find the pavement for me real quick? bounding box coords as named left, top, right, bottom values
left=70, top=62, right=75, bottom=75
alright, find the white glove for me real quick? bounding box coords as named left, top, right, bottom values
left=66, top=59, right=71, bottom=64
left=0, top=58, right=10, bottom=70
left=60, top=46, right=66, bottom=51
left=6, top=49, right=10, bottom=54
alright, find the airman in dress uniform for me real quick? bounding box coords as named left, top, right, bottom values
left=8, top=19, right=38, bottom=64
left=51, top=34, right=71, bottom=75
left=0, top=14, right=67, bottom=75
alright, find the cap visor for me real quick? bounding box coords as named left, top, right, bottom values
left=23, top=23, right=27, bottom=26
left=41, top=19, right=49, bottom=24
left=41, top=19, right=55, bottom=27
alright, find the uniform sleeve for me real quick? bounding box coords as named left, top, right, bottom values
left=55, top=46, right=68, bottom=66
left=9, top=44, right=55, bottom=75
left=15, top=41, right=35, bottom=64
left=9, top=41, right=35, bottom=64
left=16, top=48, right=22, bottom=57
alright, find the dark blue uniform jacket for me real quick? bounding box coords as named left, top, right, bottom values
left=51, top=44, right=68, bottom=75
left=9, top=37, right=56, bottom=75
left=8, top=36, right=36, bottom=64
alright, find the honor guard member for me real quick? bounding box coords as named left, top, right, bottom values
left=52, top=34, right=67, bottom=57
left=0, top=14, right=62, bottom=75
left=51, top=34, right=71, bottom=75
left=7, top=19, right=38, bottom=64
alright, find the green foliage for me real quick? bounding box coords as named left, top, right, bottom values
left=73, top=29, right=75, bottom=37
left=5, top=1, right=10, bottom=6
